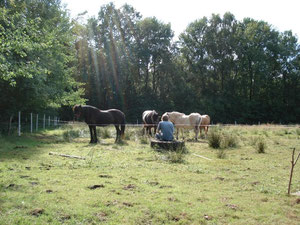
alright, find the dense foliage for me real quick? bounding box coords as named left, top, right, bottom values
left=1, top=1, right=299, bottom=126
left=0, top=0, right=85, bottom=124
left=74, top=4, right=300, bottom=123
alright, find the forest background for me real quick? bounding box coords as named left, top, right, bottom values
left=1, top=0, right=299, bottom=127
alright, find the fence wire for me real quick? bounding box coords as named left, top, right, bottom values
left=1, top=111, right=299, bottom=136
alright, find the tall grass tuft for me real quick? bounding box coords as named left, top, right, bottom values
left=62, top=129, right=81, bottom=142
left=100, top=128, right=111, bottom=139
left=216, top=148, right=226, bottom=159
left=256, top=138, right=267, bottom=153
left=160, top=146, right=188, bottom=164
left=222, top=134, right=238, bottom=148
left=208, top=128, right=222, bottom=149
left=139, top=135, right=149, bottom=144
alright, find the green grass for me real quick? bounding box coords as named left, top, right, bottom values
left=0, top=125, right=300, bottom=224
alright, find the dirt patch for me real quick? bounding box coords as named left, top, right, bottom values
left=225, top=203, right=239, bottom=211
left=99, top=174, right=113, bottom=178
left=88, top=184, right=105, bottom=190
left=123, top=202, right=134, bottom=207
left=204, top=214, right=213, bottom=220
left=147, top=181, right=159, bottom=186
left=30, top=208, right=44, bottom=216
left=95, top=212, right=108, bottom=221
left=14, top=145, right=28, bottom=149
left=251, top=181, right=261, bottom=186
left=6, top=184, right=22, bottom=190
left=123, top=184, right=136, bottom=190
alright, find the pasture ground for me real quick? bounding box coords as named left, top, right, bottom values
left=0, top=125, right=300, bottom=224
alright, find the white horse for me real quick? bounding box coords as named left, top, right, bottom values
left=162, top=111, right=202, bottom=141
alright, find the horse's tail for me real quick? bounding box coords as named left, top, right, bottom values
left=196, top=115, right=202, bottom=130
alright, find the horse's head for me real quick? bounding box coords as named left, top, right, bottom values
left=152, top=110, right=160, bottom=124
left=73, top=104, right=83, bottom=120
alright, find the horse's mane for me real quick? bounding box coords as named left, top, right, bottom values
left=73, top=104, right=80, bottom=111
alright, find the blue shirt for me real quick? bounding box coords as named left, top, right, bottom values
left=157, top=121, right=174, bottom=141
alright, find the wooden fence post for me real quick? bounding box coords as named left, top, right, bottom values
left=36, top=114, right=38, bottom=131
left=43, top=114, right=45, bottom=129
left=18, top=111, right=21, bottom=136
left=30, top=113, right=33, bottom=133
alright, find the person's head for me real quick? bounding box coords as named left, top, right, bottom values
left=162, top=114, right=169, bottom=121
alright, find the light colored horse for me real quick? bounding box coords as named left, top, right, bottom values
left=200, top=115, right=210, bottom=138
left=162, top=111, right=202, bottom=140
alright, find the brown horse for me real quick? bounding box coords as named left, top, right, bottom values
left=73, top=105, right=125, bottom=143
left=200, top=115, right=210, bottom=137
left=162, top=111, right=202, bottom=141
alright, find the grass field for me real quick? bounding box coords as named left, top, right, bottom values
left=0, top=125, right=300, bottom=224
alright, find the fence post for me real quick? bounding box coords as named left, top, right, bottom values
left=48, top=116, right=50, bottom=127
left=30, top=113, right=33, bottom=133
left=43, top=114, right=45, bottom=129
left=18, top=111, right=21, bottom=136
left=36, top=114, right=38, bottom=131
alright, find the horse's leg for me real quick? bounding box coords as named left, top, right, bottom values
left=93, top=126, right=98, bottom=143
left=176, top=128, right=179, bottom=140
left=89, top=125, right=94, bottom=143
left=149, top=126, right=152, bottom=136
left=194, top=126, right=199, bottom=141
left=205, top=126, right=208, bottom=138
left=115, top=125, right=120, bottom=143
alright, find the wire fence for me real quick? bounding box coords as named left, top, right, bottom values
left=0, top=112, right=60, bottom=136
left=1, top=111, right=298, bottom=137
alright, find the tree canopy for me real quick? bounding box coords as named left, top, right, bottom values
left=1, top=1, right=299, bottom=125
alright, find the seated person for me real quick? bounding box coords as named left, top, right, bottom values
left=155, top=115, right=174, bottom=141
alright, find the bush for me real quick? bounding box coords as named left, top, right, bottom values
left=256, top=139, right=267, bottom=153
left=222, top=134, right=238, bottom=148
left=208, top=129, right=222, bottom=149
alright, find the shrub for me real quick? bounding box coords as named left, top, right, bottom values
left=222, top=134, right=238, bottom=148
left=256, top=139, right=267, bottom=153
left=208, top=129, right=222, bottom=149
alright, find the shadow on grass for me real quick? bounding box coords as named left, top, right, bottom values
left=0, top=133, right=52, bottom=160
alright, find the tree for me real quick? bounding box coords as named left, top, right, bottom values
left=0, top=0, right=85, bottom=124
